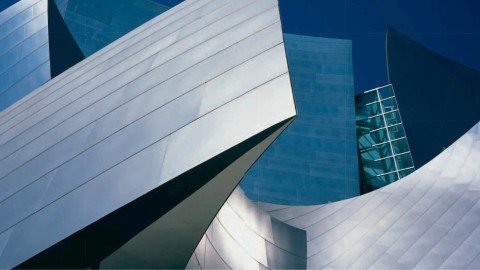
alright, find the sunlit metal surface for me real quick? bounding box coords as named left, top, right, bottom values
left=262, top=122, right=480, bottom=269
left=186, top=187, right=306, bottom=269
left=0, top=0, right=296, bottom=268
left=193, top=122, right=480, bottom=269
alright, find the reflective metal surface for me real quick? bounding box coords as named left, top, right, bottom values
left=0, top=0, right=296, bottom=268
left=388, top=28, right=480, bottom=169
left=194, top=121, right=480, bottom=269
left=262, top=122, right=480, bottom=269
left=0, top=0, right=50, bottom=111
left=186, top=187, right=306, bottom=269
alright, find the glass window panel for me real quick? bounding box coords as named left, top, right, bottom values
left=378, top=85, right=394, bottom=99
left=399, top=168, right=415, bottom=178
left=395, top=153, right=414, bottom=169
left=360, top=143, right=392, bottom=162
left=392, top=139, right=410, bottom=154
left=385, top=111, right=401, bottom=126
left=363, top=157, right=396, bottom=176
left=381, top=97, right=398, bottom=112
left=370, top=128, right=388, bottom=144
left=358, top=115, right=385, bottom=130
left=388, top=124, right=406, bottom=140
left=356, top=102, right=381, bottom=119
left=358, top=128, right=389, bottom=147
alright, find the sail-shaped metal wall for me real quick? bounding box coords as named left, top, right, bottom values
left=387, top=27, right=480, bottom=169
left=0, top=0, right=50, bottom=111
left=0, top=0, right=169, bottom=113
left=0, top=0, right=296, bottom=268
left=191, top=121, right=480, bottom=269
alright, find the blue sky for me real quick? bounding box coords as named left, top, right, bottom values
left=278, top=0, right=480, bottom=92
left=2, top=0, right=479, bottom=92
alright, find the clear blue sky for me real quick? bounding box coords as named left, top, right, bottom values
left=2, top=0, right=479, bottom=93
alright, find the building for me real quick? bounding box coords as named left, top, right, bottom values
left=192, top=121, right=480, bottom=269
left=0, top=0, right=168, bottom=111
left=0, top=0, right=296, bottom=268
left=387, top=27, right=480, bottom=169
left=0, top=0, right=50, bottom=111
left=241, top=33, right=359, bottom=205
left=53, top=0, right=169, bottom=57
left=356, top=84, right=415, bottom=192
left=0, top=0, right=479, bottom=269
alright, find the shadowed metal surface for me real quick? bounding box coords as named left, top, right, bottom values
left=0, top=0, right=296, bottom=268
left=194, top=121, right=480, bottom=269
left=387, top=27, right=480, bottom=169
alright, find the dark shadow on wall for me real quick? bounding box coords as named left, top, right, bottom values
left=387, top=27, right=480, bottom=169
left=47, top=0, right=85, bottom=78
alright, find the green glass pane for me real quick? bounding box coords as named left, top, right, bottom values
left=358, top=128, right=389, bottom=147
left=381, top=97, right=398, bottom=112
left=360, top=143, right=392, bottom=162
left=395, top=153, right=414, bottom=169
left=361, top=115, right=385, bottom=130
left=370, top=128, right=389, bottom=144
left=378, top=85, right=394, bottom=99
left=388, top=124, right=406, bottom=139
left=385, top=111, right=401, bottom=126
left=392, top=139, right=410, bottom=154
left=363, top=157, right=396, bottom=176
left=356, top=102, right=381, bottom=119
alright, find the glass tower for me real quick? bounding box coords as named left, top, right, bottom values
left=355, top=84, right=415, bottom=192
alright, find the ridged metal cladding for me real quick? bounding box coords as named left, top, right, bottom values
left=186, top=187, right=307, bottom=269
left=263, top=122, right=480, bottom=269
left=0, top=0, right=50, bottom=111
left=0, top=0, right=295, bottom=268
left=192, top=122, right=480, bottom=269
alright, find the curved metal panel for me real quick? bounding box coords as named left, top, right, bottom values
left=0, top=0, right=295, bottom=268
left=387, top=28, right=480, bottom=169
left=261, top=122, right=480, bottom=269
left=188, top=187, right=307, bottom=269
left=194, top=121, right=480, bottom=269
left=0, top=0, right=50, bottom=111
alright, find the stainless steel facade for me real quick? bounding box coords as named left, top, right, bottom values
left=194, top=121, right=480, bottom=269
left=1, top=0, right=479, bottom=269
left=0, top=0, right=50, bottom=111
left=0, top=0, right=296, bottom=268
left=387, top=27, right=480, bottom=169
left=186, top=187, right=307, bottom=269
